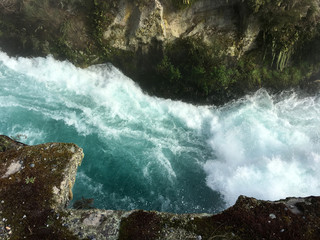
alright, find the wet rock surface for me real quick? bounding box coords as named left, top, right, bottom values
left=1, top=135, right=320, bottom=239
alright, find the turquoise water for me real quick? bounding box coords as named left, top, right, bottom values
left=0, top=52, right=320, bottom=213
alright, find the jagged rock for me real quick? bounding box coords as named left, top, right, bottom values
left=1, top=135, right=320, bottom=239
left=62, top=195, right=320, bottom=240
left=0, top=135, right=83, bottom=239
left=0, top=135, right=26, bottom=152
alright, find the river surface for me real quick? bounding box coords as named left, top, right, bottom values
left=0, top=52, right=319, bottom=213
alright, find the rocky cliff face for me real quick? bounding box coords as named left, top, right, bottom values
left=1, top=136, right=320, bottom=240
left=0, top=0, right=320, bottom=104
left=101, top=0, right=246, bottom=53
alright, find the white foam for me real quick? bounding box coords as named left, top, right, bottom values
left=1, top=52, right=320, bottom=209
left=0, top=52, right=209, bottom=180
left=204, top=89, right=320, bottom=205
left=76, top=171, right=104, bottom=194
left=5, top=125, right=45, bottom=145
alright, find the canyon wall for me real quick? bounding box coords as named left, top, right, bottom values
left=1, top=0, right=320, bottom=103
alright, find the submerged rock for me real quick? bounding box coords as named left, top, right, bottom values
left=1, top=135, right=320, bottom=239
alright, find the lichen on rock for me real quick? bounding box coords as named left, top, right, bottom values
left=1, top=136, right=320, bottom=239
left=0, top=135, right=83, bottom=239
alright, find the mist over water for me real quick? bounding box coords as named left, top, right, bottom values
left=0, top=52, right=319, bottom=213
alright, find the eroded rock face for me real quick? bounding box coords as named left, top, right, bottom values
left=0, top=135, right=83, bottom=239
left=63, top=195, right=320, bottom=240
left=104, top=0, right=166, bottom=52
left=0, top=135, right=26, bottom=152
left=1, top=0, right=319, bottom=105
left=102, top=0, right=246, bottom=54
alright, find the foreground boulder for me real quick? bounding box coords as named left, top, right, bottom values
left=1, top=135, right=320, bottom=240
left=0, top=136, right=84, bottom=239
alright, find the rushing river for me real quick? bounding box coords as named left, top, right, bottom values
left=0, top=52, right=319, bottom=213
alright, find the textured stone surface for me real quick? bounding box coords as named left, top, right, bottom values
left=63, top=196, right=320, bottom=240
left=1, top=136, right=320, bottom=239
left=0, top=135, right=83, bottom=239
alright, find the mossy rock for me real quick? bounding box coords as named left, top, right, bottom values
left=0, top=136, right=83, bottom=239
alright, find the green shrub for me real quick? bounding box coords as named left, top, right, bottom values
left=155, top=37, right=237, bottom=98
left=156, top=56, right=181, bottom=83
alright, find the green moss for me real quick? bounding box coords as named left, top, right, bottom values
left=156, top=55, right=182, bottom=83
left=119, top=211, right=162, bottom=240
left=152, top=37, right=254, bottom=103
left=247, top=0, right=266, bottom=13
left=151, top=31, right=320, bottom=104
left=1, top=0, right=320, bottom=105
left=248, top=0, right=318, bottom=71
left=171, top=196, right=320, bottom=240
left=117, top=196, right=320, bottom=240
left=154, top=37, right=230, bottom=99
left=89, top=0, right=116, bottom=59
left=0, top=135, right=26, bottom=153
left=0, top=137, right=81, bottom=239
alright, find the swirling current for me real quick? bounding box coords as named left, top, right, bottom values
left=0, top=52, right=319, bottom=213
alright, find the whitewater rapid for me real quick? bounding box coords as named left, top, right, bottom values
left=0, top=52, right=319, bottom=213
